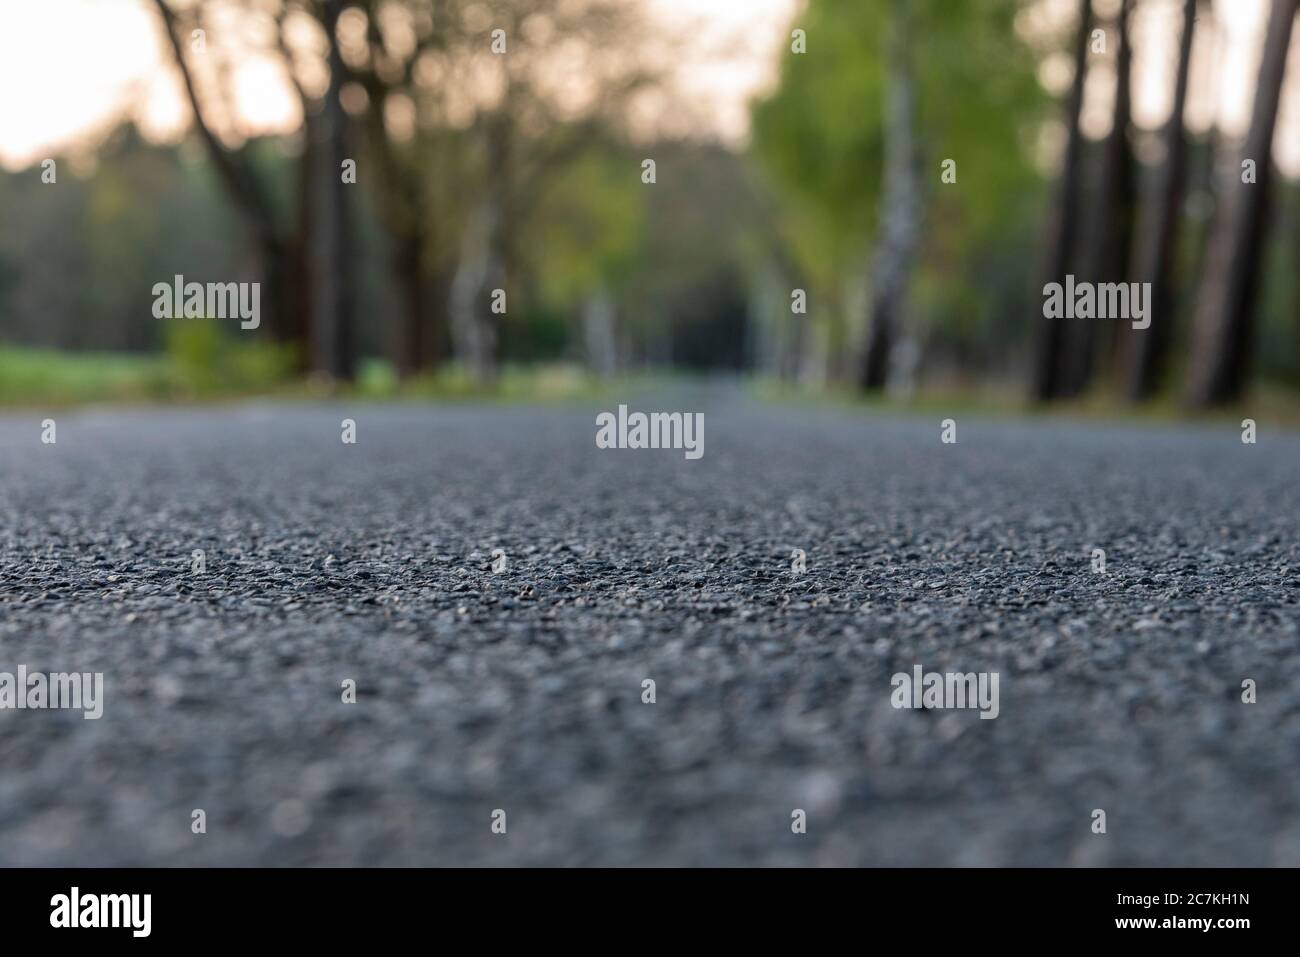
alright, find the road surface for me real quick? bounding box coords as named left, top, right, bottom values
left=1, top=388, right=1297, bottom=865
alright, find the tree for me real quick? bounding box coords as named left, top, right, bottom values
left=151, top=0, right=314, bottom=361
left=1062, top=0, right=1137, bottom=398
left=1030, top=0, right=1092, bottom=402
left=754, top=0, right=1045, bottom=391
left=1185, top=0, right=1299, bottom=407
left=312, top=0, right=357, bottom=380
left=858, top=0, right=921, bottom=391
left=345, top=0, right=450, bottom=378
left=522, top=141, right=645, bottom=374
left=1126, top=0, right=1198, bottom=400
left=432, top=0, right=661, bottom=385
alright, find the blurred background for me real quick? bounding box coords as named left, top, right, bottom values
left=0, top=0, right=1297, bottom=413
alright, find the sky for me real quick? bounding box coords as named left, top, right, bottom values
left=0, top=0, right=1297, bottom=173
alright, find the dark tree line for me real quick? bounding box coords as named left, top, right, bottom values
left=131, top=0, right=1300, bottom=402
left=1185, top=0, right=1299, bottom=406
left=1030, top=0, right=1299, bottom=408
left=150, top=0, right=659, bottom=387
left=153, top=0, right=350, bottom=377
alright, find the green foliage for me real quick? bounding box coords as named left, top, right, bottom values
left=0, top=345, right=173, bottom=404
left=752, top=0, right=888, bottom=276
left=0, top=342, right=607, bottom=407
left=751, top=0, right=1049, bottom=338
left=353, top=359, right=605, bottom=402
left=163, top=323, right=298, bottom=395
left=504, top=304, right=572, bottom=362
left=525, top=144, right=645, bottom=304
left=0, top=327, right=296, bottom=405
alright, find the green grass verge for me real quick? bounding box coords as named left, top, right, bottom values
left=5, top=336, right=1299, bottom=424
left=751, top=374, right=1300, bottom=426
left=0, top=339, right=615, bottom=408
left=0, top=347, right=176, bottom=405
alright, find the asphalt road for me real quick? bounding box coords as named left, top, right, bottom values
left=1, top=387, right=1298, bottom=865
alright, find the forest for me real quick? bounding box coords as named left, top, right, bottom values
left=0, top=0, right=1297, bottom=412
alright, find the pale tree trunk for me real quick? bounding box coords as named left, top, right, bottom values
left=747, top=270, right=779, bottom=378
left=781, top=273, right=808, bottom=383
left=449, top=199, right=506, bottom=384
left=747, top=261, right=793, bottom=380
left=1031, top=0, right=1093, bottom=402
left=1186, top=0, right=1298, bottom=407
left=757, top=249, right=805, bottom=382
left=312, top=0, right=356, bottom=381
left=582, top=288, right=619, bottom=377
left=858, top=0, right=921, bottom=392
left=786, top=301, right=808, bottom=383
left=1127, top=0, right=1198, bottom=400
left=450, top=117, right=511, bottom=386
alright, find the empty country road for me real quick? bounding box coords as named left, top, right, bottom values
left=1, top=387, right=1298, bottom=866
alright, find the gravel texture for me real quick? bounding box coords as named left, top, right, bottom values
left=1, top=387, right=1298, bottom=866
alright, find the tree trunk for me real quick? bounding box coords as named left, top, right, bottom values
left=1185, top=0, right=1298, bottom=407
left=312, top=0, right=356, bottom=381
left=392, top=233, right=427, bottom=378
left=1063, top=0, right=1137, bottom=398
left=428, top=263, right=453, bottom=370
left=450, top=116, right=511, bottom=386
left=1127, top=0, right=1197, bottom=400
left=1294, top=186, right=1300, bottom=374
left=361, top=91, right=442, bottom=380
left=858, top=0, right=921, bottom=392
left=582, top=288, right=619, bottom=377
left=152, top=0, right=307, bottom=353
left=274, top=131, right=315, bottom=369
left=1030, top=0, right=1093, bottom=402
left=449, top=200, right=502, bottom=384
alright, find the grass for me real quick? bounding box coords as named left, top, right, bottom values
left=4, top=339, right=1299, bottom=426
left=351, top=359, right=611, bottom=403
left=0, top=347, right=175, bottom=406
left=752, top=373, right=1300, bottom=427
left=0, top=340, right=613, bottom=408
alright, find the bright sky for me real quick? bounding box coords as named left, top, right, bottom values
left=0, top=0, right=1296, bottom=173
